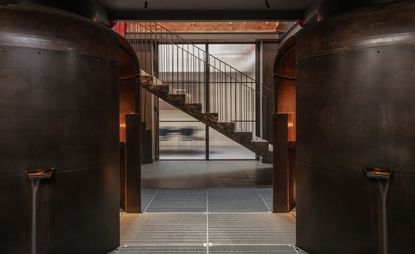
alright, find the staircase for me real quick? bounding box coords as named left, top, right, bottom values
left=127, top=22, right=274, bottom=161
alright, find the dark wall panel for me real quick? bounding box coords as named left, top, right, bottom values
left=0, top=5, right=121, bottom=254
left=296, top=2, right=415, bottom=254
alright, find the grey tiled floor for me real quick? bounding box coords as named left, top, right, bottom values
left=110, top=188, right=305, bottom=253
left=141, top=188, right=273, bottom=213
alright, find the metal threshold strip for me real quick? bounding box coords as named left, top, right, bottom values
left=112, top=244, right=306, bottom=253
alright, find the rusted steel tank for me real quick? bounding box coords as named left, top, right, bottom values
left=296, top=1, right=415, bottom=253
left=0, top=4, right=121, bottom=253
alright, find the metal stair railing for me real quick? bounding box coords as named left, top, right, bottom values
left=126, top=21, right=273, bottom=142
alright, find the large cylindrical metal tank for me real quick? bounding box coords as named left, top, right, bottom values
left=0, top=4, right=120, bottom=253
left=296, top=1, right=415, bottom=253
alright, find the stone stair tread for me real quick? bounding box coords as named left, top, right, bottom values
left=185, top=103, right=202, bottom=113
left=234, top=131, right=252, bottom=136
left=166, top=94, right=186, bottom=104
left=216, top=122, right=236, bottom=133
left=250, top=140, right=269, bottom=152
left=233, top=132, right=253, bottom=142
left=144, top=84, right=169, bottom=92
left=202, top=113, right=219, bottom=122
left=251, top=139, right=269, bottom=143
left=141, top=73, right=270, bottom=158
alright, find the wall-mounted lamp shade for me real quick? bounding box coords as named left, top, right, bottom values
left=363, top=168, right=394, bottom=181
left=24, top=168, right=55, bottom=181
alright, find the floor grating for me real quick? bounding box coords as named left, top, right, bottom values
left=256, top=187, right=273, bottom=210
left=209, top=245, right=299, bottom=253
left=208, top=213, right=295, bottom=245
left=208, top=188, right=270, bottom=212
left=141, top=189, right=158, bottom=211
left=120, top=213, right=206, bottom=246
left=145, top=189, right=207, bottom=213
left=114, top=245, right=206, bottom=253
left=113, top=245, right=301, bottom=253
left=142, top=188, right=273, bottom=213
left=111, top=188, right=304, bottom=254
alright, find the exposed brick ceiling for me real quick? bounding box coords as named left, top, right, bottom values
left=98, top=0, right=316, bottom=20
left=127, top=22, right=295, bottom=33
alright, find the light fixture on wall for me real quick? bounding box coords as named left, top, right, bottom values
left=265, top=0, right=271, bottom=8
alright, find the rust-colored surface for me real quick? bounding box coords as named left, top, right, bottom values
left=118, top=36, right=140, bottom=142
left=127, top=21, right=282, bottom=33
left=296, top=1, right=415, bottom=253
left=0, top=4, right=121, bottom=253
left=274, top=36, right=296, bottom=142
left=273, top=36, right=297, bottom=214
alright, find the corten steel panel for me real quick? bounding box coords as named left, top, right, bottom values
left=296, top=2, right=415, bottom=254
left=274, top=36, right=296, bottom=142
left=0, top=0, right=110, bottom=26
left=125, top=114, right=141, bottom=213
left=272, top=114, right=295, bottom=213
left=0, top=5, right=121, bottom=254
left=120, top=143, right=127, bottom=210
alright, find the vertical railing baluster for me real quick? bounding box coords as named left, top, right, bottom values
left=128, top=21, right=275, bottom=150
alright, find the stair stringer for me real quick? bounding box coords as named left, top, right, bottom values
left=142, top=82, right=272, bottom=159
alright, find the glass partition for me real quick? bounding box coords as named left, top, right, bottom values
left=159, top=99, right=206, bottom=160
left=158, top=43, right=257, bottom=160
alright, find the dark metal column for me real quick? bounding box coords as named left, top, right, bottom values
left=273, top=113, right=295, bottom=213
left=255, top=42, right=262, bottom=140
left=205, top=43, right=210, bottom=160
left=125, top=113, right=141, bottom=213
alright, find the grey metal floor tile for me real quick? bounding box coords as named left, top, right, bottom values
left=209, top=245, right=298, bottom=253
left=120, top=213, right=207, bottom=246
left=145, top=189, right=207, bottom=212
left=115, top=245, right=207, bottom=253
left=297, top=248, right=310, bottom=254
left=256, top=187, right=273, bottom=210
left=209, top=213, right=295, bottom=245
left=119, top=188, right=297, bottom=253
left=109, top=245, right=304, bottom=254
left=141, top=189, right=158, bottom=211
left=208, top=188, right=270, bottom=212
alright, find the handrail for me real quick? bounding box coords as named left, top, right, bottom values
left=129, top=21, right=273, bottom=93
left=127, top=21, right=274, bottom=141
left=129, top=33, right=271, bottom=101
left=127, top=32, right=270, bottom=100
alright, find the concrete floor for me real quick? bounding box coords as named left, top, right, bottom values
left=142, top=160, right=272, bottom=188
left=160, top=145, right=256, bottom=160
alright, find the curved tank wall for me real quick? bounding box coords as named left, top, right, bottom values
left=296, top=1, right=415, bottom=253
left=317, top=0, right=397, bottom=21
left=273, top=36, right=297, bottom=212
left=274, top=36, right=296, bottom=141
left=1, top=0, right=111, bottom=26
left=0, top=5, right=121, bottom=253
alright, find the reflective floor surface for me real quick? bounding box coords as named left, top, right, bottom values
left=142, top=160, right=272, bottom=188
